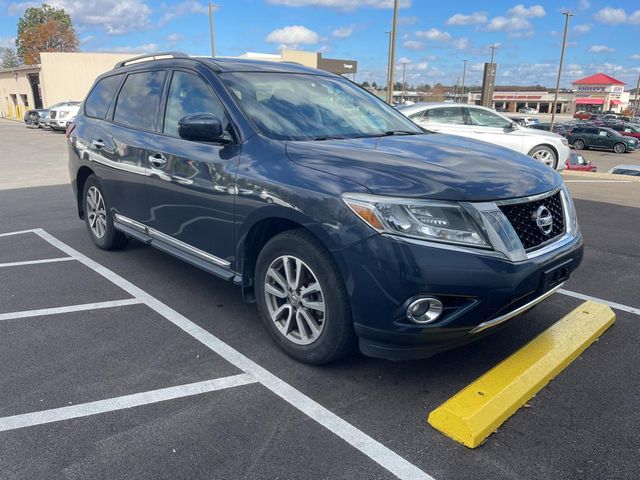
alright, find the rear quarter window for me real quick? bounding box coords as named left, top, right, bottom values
left=113, top=70, right=166, bottom=131
left=84, top=74, right=123, bottom=119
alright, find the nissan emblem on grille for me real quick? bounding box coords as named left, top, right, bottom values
left=533, top=205, right=553, bottom=236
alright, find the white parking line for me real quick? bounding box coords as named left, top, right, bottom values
left=0, top=298, right=143, bottom=322
left=0, top=257, right=74, bottom=268
left=31, top=228, right=435, bottom=480
left=0, top=374, right=256, bottom=432
left=0, top=229, right=38, bottom=238
left=558, top=289, right=640, bottom=316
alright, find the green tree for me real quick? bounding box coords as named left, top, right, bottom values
left=372, top=81, right=378, bottom=89
left=16, top=3, right=78, bottom=65
left=361, top=80, right=370, bottom=88
left=0, top=47, right=22, bottom=68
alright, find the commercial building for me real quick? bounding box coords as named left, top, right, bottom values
left=0, top=52, right=136, bottom=119
left=0, top=49, right=357, bottom=120
left=572, top=73, right=628, bottom=113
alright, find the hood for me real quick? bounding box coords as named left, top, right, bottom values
left=518, top=127, right=565, bottom=140
left=286, top=133, right=561, bottom=201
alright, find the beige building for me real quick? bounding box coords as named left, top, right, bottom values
left=235, top=49, right=358, bottom=75
left=0, top=52, right=137, bottom=119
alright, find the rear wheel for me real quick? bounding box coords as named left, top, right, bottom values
left=528, top=145, right=557, bottom=169
left=255, top=229, right=355, bottom=364
left=82, top=175, right=128, bottom=250
left=613, top=142, right=626, bottom=154
left=572, top=139, right=585, bottom=150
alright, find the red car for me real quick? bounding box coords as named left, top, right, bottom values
left=573, top=111, right=592, bottom=120
left=565, top=152, right=597, bottom=171
left=608, top=124, right=640, bottom=139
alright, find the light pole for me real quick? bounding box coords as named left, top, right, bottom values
left=634, top=70, right=640, bottom=112
left=208, top=2, right=219, bottom=57
left=401, top=61, right=407, bottom=100
left=385, top=0, right=399, bottom=104
left=550, top=12, right=573, bottom=131
left=489, top=45, right=498, bottom=65
left=460, top=59, right=467, bottom=104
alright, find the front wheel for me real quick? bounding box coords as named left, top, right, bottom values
left=613, top=143, right=626, bottom=154
left=528, top=145, right=558, bottom=169
left=255, top=229, right=356, bottom=364
left=572, top=139, right=585, bottom=150
left=82, top=175, right=128, bottom=250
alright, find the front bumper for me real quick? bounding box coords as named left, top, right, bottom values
left=335, top=230, right=583, bottom=360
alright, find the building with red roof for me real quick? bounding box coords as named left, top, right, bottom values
left=572, top=73, right=628, bottom=113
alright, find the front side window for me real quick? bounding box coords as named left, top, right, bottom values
left=220, top=72, right=422, bottom=141
left=424, top=107, right=466, bottom=125
left=113, top=70, right=166, bottom=130
left=163, top=71, right=229, bottom=137
left=408, top=110, right=425, bottom=121
left=85, top=74, right=123, bottom=119
left=467, top=108, right=512, bottom=128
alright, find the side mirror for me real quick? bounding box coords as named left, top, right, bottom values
left=509, top=121, right=519, bottom=130
left=178, top=113, right=228, bottom=143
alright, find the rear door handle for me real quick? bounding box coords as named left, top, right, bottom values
left=91, top=139, right=106, bottom=149
left=148, top=152, right=168, bottom=168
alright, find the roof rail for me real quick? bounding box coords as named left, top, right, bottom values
left=114, top=52, right=190, bottom=69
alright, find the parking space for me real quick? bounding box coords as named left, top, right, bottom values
left=1, top=119, right=639, bottom=479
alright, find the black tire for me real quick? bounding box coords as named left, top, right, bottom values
left=572, top=139, right=585, bottom=150
left=613, top=142, right=626, bottom=154
left=81, top=175, right=128, bottom=250
left=255, top=229, right=356, bottom=364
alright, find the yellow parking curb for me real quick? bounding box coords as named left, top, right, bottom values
left=427, top=300, right=615, bottom=448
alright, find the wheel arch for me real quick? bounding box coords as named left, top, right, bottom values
left=76, top=166, right=95, bottom=219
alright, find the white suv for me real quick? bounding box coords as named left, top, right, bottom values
left=48, top=101, right=81, bottom=131
left=398, top=103, right=569, bottom=170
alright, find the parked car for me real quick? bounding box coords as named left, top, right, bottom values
left=23, top=108, right=48, bottom=128
left=607, top=164, right=640, bottom=176
left=573, top=111, right=592, bottom=120
left=607, top=123, right=640, bottom=140
left=567, top=126, right=637, bottom=153
left=529, top=122, right=570, bottom=137
left=518, top=107, right=538, bottom=114
left=68, top=52, right=582, bottom=364
left=508, top=115, right=540, bottom=127
left=565, top=152, right=597, bottom=172
left=49, top=101, right=81, bottom=130
left=398, top=103, right=568, bottom=169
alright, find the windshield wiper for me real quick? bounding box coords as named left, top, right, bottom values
left=383, top=130, right=421, bottom=136
left=314, top=135, right=348, bottom=141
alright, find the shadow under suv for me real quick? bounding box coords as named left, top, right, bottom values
left=68, top=52, right=583, bottom=364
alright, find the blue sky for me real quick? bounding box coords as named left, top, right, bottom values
left=1, top=0, right=639, bottom=88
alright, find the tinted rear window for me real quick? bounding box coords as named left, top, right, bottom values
left=113, top=70, right=166, bottom=130
left=84, top=74, right=123, bottom=119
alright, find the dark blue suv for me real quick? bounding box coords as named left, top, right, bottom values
left=68, top=52, right=583, bottom=364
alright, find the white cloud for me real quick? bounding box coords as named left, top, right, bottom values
left=266, top=0, right=410, bottom=9
left=159, top=1, right=209, bottom=26
left=631, top=54, right=640, bottom=61
left=507, top=4, right=546, bottom=18
left=573, top=24, right=592, bottom=33
left=593, top=7, right=640, bottom=25
left=80, top=35, right=95, bottom=45
left=398, top=15, right=418, bottom=26
left=332, top=27, right=353, bottom=38
left=446, top=11, right=487, bottom=25
left=98, top=43, right=159, bottom=54
left=588, top=44, right=615, bottom=53
left=266, top=25, right=319, bottom=48
left=451, top=37, right=470, bottom=50
left=9, top=0, right=154, bottom=35
left=578, top=0, right=590, bottom=11
left=402, top=40, right=424, bottom=50
left=487, top=16, right=531, bottom=31
left=166, top=33, right=185, bottom=46
left=415, top=28, right=451, bottom=41
left=415, top=62, right=428, bottom=71
left=0, top=37, right=15, bottom=49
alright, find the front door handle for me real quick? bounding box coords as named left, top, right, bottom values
left=148, top=153, right=168, bottom=168
left=91, top=139, right=106, bottom=149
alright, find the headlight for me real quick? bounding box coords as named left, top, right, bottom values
left=342, top=193, right=489, bottom=248
left=59, top=110, right=68, bottom=118
left=561, top=138, right=569, bottom=146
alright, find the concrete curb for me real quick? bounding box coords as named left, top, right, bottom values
left=561, top=170, right=640, bottom=182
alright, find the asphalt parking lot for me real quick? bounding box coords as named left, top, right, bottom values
left=1, top=119, right=639, bottom=480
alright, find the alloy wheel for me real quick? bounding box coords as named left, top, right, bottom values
left=613, top=143, right=625, bottom=154
left=264, top=255, right=325, bottom=345
left=531, top=149, right=555, bottom=167
left=86, top=186, right=107, bottom=239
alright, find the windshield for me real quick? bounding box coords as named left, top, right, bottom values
left=220, top=72, right=423, bottom=141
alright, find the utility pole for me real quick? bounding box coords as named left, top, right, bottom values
left=460, top=59, right=467, bottom=104
left=550, top=12, right=573, bottom=131
left=209, top=2, right=217, bottom=57
left=401, top=62, right=407, bottom=100
left=489, top=45, right=498, bottom=65
left=634, top=71, right=640, bottom=113
left=386, top=0, right=399, bottom=105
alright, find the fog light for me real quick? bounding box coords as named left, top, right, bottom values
left=406, top=297, right=444, bottom=324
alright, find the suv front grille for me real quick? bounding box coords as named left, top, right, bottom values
left=50, top=111, right=57, bottom=119
left=498, top=191, right=565, bottom=251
